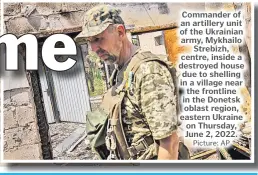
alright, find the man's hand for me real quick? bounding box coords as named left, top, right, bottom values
left=157, top=131, right=179, bottom=160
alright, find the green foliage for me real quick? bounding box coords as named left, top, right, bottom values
left=88, top=51, right=99, bottom=62
left=86, top=51, right=107, bottom=97
left=88, top=77, right=105, bottom=97
left=87, top=51, right=104, bottom=80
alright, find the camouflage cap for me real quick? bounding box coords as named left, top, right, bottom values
left=74, top=4, right=124, bottom=44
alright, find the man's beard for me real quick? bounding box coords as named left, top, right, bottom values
left=104, top=54, right=117, bottom=65
left=97, top=48, right=118, bottom=65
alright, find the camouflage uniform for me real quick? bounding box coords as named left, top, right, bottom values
left=75, top=5, right=124, bottom=45
left=111, top=51, right=178, bottom=159
left=75, top=5, right=178, bottom=160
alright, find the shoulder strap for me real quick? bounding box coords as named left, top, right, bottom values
left=115, top=51, right=167, bottom=94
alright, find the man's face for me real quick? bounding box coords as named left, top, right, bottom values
left=87, top=25, right=123, bottom=65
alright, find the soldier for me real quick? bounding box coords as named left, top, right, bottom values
left=75, top=4, right=187, bottom=160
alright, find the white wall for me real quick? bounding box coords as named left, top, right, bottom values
left=1, top=46, right=29, bottom=91
left=4, top=71, right=29, bottom=91
left=138, top=31, right=167, bottom=55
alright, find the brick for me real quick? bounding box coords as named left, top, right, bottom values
left=4, top=98, right=11, bottom=106
left=4, top=144, right=42, bottom=160
left=5, top=17, right=37, bottom=35
left=47, top=14, right=80, bottom=30
left=4, top=110, right=17, bottom=129
left=4, top=140, right=9, bottom=152
left=4, top=123, right=40, bottom=150
left=4, top=91, right=11, bottom=105
left=4, top=3, right=21, bottom=16
left=4, top=91, right=11, bottom=101
left=36, top=3, right=63, bottom=15
left=4, top=128, right=21, bottom=149
left=61, top=3, right=97, bottom=12
left=21, top=3, right=62, bottom=16
left=27, top=16, right=45, bottom=31
left=19, top=122, right=41, bottom=146
left=47, top=14, right=66, bottom=30
left=60, top=11, right=85, bottom=25
left=4, top=102, right=17, bottom=109
left=16, top=106, right=35, bottom=126
left=11, top=91, right=30, bottom=106
left=50, top=11, right=84, bottom=28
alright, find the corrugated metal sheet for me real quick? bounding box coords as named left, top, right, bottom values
left=38, top=60, right=55, bottom=123
left=51, top=46, right=91, bottom=123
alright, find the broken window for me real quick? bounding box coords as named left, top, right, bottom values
left=131, top=35, right=140, bottom=46
left=154, top=35, right=164, bottom=46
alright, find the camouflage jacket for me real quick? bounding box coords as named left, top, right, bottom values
left=112, top=50, right=178, bottom=160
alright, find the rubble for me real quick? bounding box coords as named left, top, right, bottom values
left=49, top=122, right=99, bottom=160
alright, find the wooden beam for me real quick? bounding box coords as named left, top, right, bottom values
left=24, top=22, right=178, bottom=39
left=232, top=142, right=251, bottom=155
left=23, top=22, right=178, bottom=39
left=128, top=23, right=178, bottom=34
left=190, top=149, right=217, bottom=160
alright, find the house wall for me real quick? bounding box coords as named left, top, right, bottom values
left=1, top=46, right=43, bottom=160
left=4, top=87, right=42, bottom=160
left=137, top=31, right=167, bottom=55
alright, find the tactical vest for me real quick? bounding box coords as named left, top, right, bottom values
left=86, top=51, right=190, bottom=160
